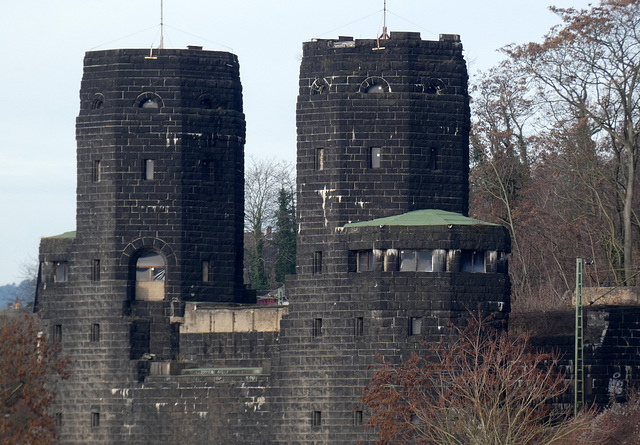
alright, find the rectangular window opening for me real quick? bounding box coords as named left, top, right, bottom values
left=313, top=251, right=323, bottom=275
left=355, top=317, right=364, bottom=336
left=400, top=250, right=433, bottom=272
left=312, top=410, right=322, bottom=427
left=430, top=147, right=438, bottom=170
left=90, top=323, right=100, bottom=342
left=354, top=410, right=363, bottom=425
left=91, top=259, right=100, bottom=282
left=371, top=147, right=381, bottom=168
left=201, top=160, right=213, bottom=182
left=144, top=159, right=155, bottom=180
left=55, top=261, right=68, bottom=283
left=313, top=318, right=323, bottom=338
left=91, top=412, right=100, bottom=428
left=202, top=260, right=210, bottom=282
left=461, top=251, right=486, bottom=273
left=92, top=160, right=101, bottom=182
left=314, top=148, right=324, bottom=171
left=357, top=250, right=375, bottom=272
left=409, top=317, right=422, bottom=336
left=53, top=324, right=62, bottom=343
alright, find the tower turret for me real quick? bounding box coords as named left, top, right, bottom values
left=36, top=47, right=248, bottom=443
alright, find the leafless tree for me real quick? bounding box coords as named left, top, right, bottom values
left=361, top=314, right=599, bottom=445
left=506, top=0, right=640, bottom=284
left=244, top=156, right=294, bottom=289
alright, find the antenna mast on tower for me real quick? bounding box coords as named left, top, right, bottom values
left=379, top=0, right=390, bottom=40
left=159, top=0, right=165, bottom=49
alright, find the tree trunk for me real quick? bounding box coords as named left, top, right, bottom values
left=624, top=139, right=636, bottom=284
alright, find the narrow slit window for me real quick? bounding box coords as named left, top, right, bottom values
left=201, top=160, right=213, bottom=182
left=371, top=147, right=381, bottom=168
left=430, top=147, right=438, bottom=170
left=144, top=159, right=155, bottom=180
left=202, top=260, right=210, bottom=282
left=91, top=412, right=100, bottom=428
left=91, top=259, right=100, bottom=282
left=313, top=251, right=322, bottom=275
left=53, top=324, right=62, bottom=343
left=315, top=148, right=324, bottom=171
left=312, top=411, right=322, bottom=427
left=355, top=317, right=364, bottom=336
left=354, top=410, right=363, bottom=425
left=92, top=160, right=101, bottom=182
left=55, top=413, right=63, bottom=427
left=313, top=318, right=323, bottom=337
left=90, top=323, right=100, bottom=342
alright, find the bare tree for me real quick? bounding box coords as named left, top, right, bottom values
left=506, top=0, right=640, bottom=284
left=361, top=314, right=598, bottom=445
left=244, top=156, right=294, bottom=289
left=470, top=60, right=538, bottom=304
left=0, top=314, right=70, bottom=444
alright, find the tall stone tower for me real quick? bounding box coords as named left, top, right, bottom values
left=36, top=47, right=248, bottom=443
left=35, top=32, right=510, bottom=445
left=272, top=32, right=510, bottom=443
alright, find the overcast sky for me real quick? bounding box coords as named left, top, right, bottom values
left=0, top=0, right=594, bottom=285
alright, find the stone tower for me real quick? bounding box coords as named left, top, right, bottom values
left=271, top=32, right=510, bottom=443
left=36, top=47, right=248, bottom=443
left=35, top=33, right=511, bottom=445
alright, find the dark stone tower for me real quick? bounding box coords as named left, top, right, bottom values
left=36, top=47, right=248, bottom=443
left=272, top=32, right=510, bottom=443
left=75, top=48, right=246, bottom=305
left=35, top=33, right=511, bottom=445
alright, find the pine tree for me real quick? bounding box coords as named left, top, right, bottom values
left=273, top=188, right=296, bottom=285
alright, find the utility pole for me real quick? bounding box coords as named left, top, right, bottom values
left=574, top=258, right=584, bottom=415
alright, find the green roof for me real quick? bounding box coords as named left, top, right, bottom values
left=43, top=230, right=76, bottom=239
left=343, top=209, right=497, bottom=228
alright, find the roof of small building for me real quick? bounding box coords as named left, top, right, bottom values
left=343, top=209, right=498, bottom=228
left=43, top=230, right=77, bottom=239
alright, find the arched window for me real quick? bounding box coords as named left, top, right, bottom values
left=135, top=251, right=165, bottom=301
left=136, top=252, right=165, bottom=281
left=359, top=76, right=391, bottom=94
left=135, top=92, right=163, bottom=109
left=140, top=98, right=159, bottom=108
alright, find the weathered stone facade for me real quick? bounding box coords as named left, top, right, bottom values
left=36, top=34, right=512, bottom=444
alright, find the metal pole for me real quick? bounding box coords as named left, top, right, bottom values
left=160, top=0, right=164, bottom=49
left=574, top=258, right=584, bottom=415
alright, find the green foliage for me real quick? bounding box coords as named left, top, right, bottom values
left=273, top=188, right=296, bottom=285
left=244, top=157, right=294, bottom=291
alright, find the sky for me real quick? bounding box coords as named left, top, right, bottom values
left=0, top=0, right=595, bottom=285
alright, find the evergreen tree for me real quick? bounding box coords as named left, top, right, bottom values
left=273, top=188, right=296, bottom=285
